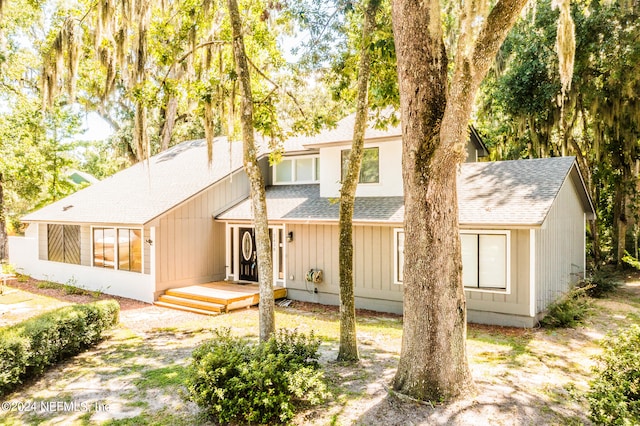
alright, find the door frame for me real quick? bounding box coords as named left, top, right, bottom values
left=225, top=223, right=286, bottom=285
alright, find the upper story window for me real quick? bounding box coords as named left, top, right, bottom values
left=341, top=147, right=379, bottom=183
left=273, top=156, right=320, bottom=184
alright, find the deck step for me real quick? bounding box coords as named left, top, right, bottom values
left=165, top=289, right=228, bottom=305
left=154, top=300, right=220, bottom=316
left=155, top=283, right=288, bottom=316
left=157, top=294, right=226, bottom=313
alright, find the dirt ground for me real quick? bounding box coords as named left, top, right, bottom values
left=1, top=275, right=639, bottom=425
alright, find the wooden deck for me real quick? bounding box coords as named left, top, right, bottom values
left=155, top=281, right=287, bottom=315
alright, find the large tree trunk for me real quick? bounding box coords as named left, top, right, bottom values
left=227, top=0, right=275, bottom=341
left=0, top=172, right=8, bottom=261
left=337, top=0, right=379, bottom=363
left=391, top=0, right=529, bottom=402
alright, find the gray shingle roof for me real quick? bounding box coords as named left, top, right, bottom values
left=216, top=185, right=404, bottom=222
left=218, top=156, right=589, bottom=226
left=458, top=156, right=581, bottom=226
left=22, top=138, right=246, bottom=225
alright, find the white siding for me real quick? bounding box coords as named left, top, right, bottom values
left=9, top=235, right=155, bottom=303
left=535, top=175, right=586, bottom=313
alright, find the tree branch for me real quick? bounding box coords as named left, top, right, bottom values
left=245, top=55, right=306, bottom=118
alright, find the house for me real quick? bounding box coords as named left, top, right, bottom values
left=8, top=114, right=595, bottom=327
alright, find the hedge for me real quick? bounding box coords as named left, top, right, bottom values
left=0, top=300, right=120, bottom=396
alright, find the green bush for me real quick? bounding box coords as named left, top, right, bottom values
left=578, top=272, right=621, bottom=298
left=588, top=325, right=640, bottom=425
left=186, top=328, right=329, bottom=425
left=540, top=286, right=592, bottom=328
left=0, top=300, right=119, bottom=396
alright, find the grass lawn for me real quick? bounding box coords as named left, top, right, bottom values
left=1, top=276, right=639, bottom=425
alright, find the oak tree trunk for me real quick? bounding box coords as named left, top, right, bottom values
left=337, top=0, right=379, bottom=363
left=227, top=0, right=275, bottom=341
left=391, top=0, right=529, bottom=401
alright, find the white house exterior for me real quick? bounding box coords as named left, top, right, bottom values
left=9, top=114, right=594, bottom=326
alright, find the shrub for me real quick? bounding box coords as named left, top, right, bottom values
left=577, top=272, right=621, bottom=299
left=540, top=286, right=592, bottom=328
left=186, top=328, right=329, bottom=425
left=588, top=325, right=640, bottom=425
left=0, top=300, right=119, bottom=396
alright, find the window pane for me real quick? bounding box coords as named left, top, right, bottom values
left=94, top=228, right=115, bottom=269
left=315, top=157, right=320, bottom=181
left=130, top=229, right=142, bottom=273
left=93, top=229, right=104, bottom=267
left=118, top=229, right=130, bottom=270
left=342, top=148, right=380, bottom=183
left=360, top=148, right=379, bottom=183
left=275, top=159, right=292, bottom=183
left=397, top=231, right=404, bottom=283
left=103, top=228, right=115, bottom=268
left=296, top=158, right=314, bottom=182
left=479, top=234, right=506, bottom=288
left=461, top=234, right=479, bottom=288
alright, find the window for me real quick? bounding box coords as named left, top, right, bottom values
left=93, top=227, right=142, bottom=273
left=47, top=224, right=80, bottom=265
left=461, top=231, right=509, bottom=290
left=341, top=147, right=379, bottom=183
left=273, top=156, right=320, bottom=184
left=393, top=229, right=509, bottom=291
left=118, top=228, right=142, bottom=272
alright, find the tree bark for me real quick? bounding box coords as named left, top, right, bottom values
left=160, top=95, right=179, bottom=152
left=0, top=172, right=8, bottom=261
left=227, top=0, right=275, bottom=341
left=391, top=0, right=529, bottom=401
left=337, top=0, right=379, bottom=363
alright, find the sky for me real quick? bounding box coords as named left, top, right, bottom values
left=78, top=112, right=114, bottom=141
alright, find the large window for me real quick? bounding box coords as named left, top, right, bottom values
left=341, top=147, right=379, bottom=183
left=93, top=227, right=142, bottom=273
left=273, top=156, right=320, bottom=184
left=461, top=232, right=509, bottom=290
left=393, top=229, right=509, bottom=291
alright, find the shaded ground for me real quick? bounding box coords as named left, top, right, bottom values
left=1, top=276, right=639, bottom=425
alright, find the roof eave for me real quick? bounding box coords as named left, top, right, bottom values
left=302, top=135, right=401, bottom=149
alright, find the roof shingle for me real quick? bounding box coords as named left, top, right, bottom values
left=218, top=156, right=583, bottom=226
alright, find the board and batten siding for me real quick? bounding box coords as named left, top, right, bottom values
left=285, top=223, right=403, bottom=313
left=153, top=171, right=250, bottom=295
left=464, top=229, right=532, bottom=327
left=535, top=175, right=586, bottom=314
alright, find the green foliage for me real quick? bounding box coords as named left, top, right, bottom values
left=186, top=328, right=329, bottom=425
left=577, top=272, right=621, bottom=299
left=541, top=287, right=592, bottom=328
left=0, top=300, right=119, bottom=396
left=587, top=324, right=640, bottom=425
left=622, top=252, right=640, bottom=271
